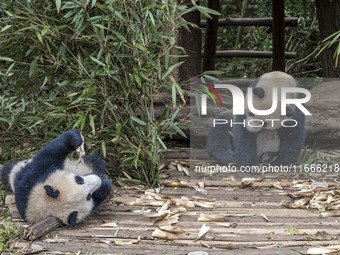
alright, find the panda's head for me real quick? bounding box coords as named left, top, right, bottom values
left=244, top=71, right=297, bottom=133
left=26, top=171, right=102, bottom=226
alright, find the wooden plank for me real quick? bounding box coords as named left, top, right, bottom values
left=201, top=17, right=299, bottom=27
left=7, top=166, right=340, bottom=254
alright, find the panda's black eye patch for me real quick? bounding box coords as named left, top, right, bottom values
left=75, top=175, right=84, bottom=185
left=86, top=193, right=91, bottom=201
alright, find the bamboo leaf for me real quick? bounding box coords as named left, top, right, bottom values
left=162, top=61, right=184, bottom=80
left=130, top=116, right=146, bottom=126
left=56, top=0, right=61, bottom=13
left=157, top=135, right=167, bottom=150
left=93, top=24, right=108, bottom=30
left=0, top=57, right=14, bottom=62
left=42, top=26, right=51, bottom=36
left=1, top=25, right=12, bottom=32
left=29, top=56, right=38, bottom=78
left=89, top=114, right=95, bottom=135
left=101, top=140, right=106, bottom=157
left=90, top=56, right=106, bottom=67
left=135, top=43, right=148, bottom=53
left=35, top=31, right=43, bottom=45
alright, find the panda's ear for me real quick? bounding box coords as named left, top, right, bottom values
left=252, top=87, right=265, bottom=98
left=67, top=211, right=78, bottom=226
left=44, top=185, right=60, bottom=198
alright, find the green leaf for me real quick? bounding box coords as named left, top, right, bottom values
left=42, top=26, right=51, bottom=36
left=135, top=43, right=148, bottom=53
left=0, top=57, right=14, bottom=62
left=89, top=114, right=95, bottom=135
left=29, top=56, right=38, bottom=78
left=157, top=135, right=167, bottom=150
left=130, top=116, right=146, bottom=126
left=171, top=107, right=181, bottom=122
left=157, top=107, right=168, bottom=126
left=203, top=74, right=220, bottom=82
left=171, top=82, right=176, bottom=107
left=90, top=56, right=106, bottom=67
left=93, top=24, right=108, bottom=30
left=56, top=0, right=61, bottom=13
left=101, top=140, right=106, bottom=157
left=322, top=30, right=340, bottom=43
left=195, top=5, right=221, bottom=18
left=287, top=228, right=300, bottom=234
left=134, top=72, right=142, bottom=86
left=164, top=51, right=169, bottom=69
left=5, top=62, right=15, bottom=76
left=162, top=61, right=184, bottom=80
left=35, top=31, right=43, bottom=45
left=202, top=70, right=225, bottom=75
left=172, top=124, right=187, bottom=138
left=334, top=42, right=340, bottom=67
left=1, top=25, right=12, bottom=32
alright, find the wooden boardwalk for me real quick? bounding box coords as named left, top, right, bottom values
left=4, top=148, right=340, bottom=254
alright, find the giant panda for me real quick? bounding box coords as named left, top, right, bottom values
left=206, top=71, right=306, bottom=167
left=0, top=129, right=112, bottom=226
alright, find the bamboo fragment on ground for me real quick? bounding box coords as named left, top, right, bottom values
left=24, top=217, right=62, bottom=241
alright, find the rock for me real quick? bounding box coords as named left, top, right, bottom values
left=305, top=81, right=340, bottom=148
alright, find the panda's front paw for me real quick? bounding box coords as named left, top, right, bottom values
left=64, top=129, right=83, bottom=150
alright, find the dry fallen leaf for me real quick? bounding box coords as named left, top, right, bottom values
left=289, top=192, right=314, bottom=199
left=260, top=214, right=270, bottom=222
left=100, top=222, right=118, bottom=227
left=241, top=177, right=263, bottom=182
left=171, top=198, right=195, bottom=207
left=163, top=180, right=195, bottom=188
left=198, top=213, right=225, bottom=222
left=143, top=211, right=168, bottom=218
left=281, top=201, right=304, bottom=209
left=320, top=211, right=340, bottom=217
left=177, top=163, right=190, bottom=176
left=152, top=229, right=179, bottom=240
left=196, top=224, right=211, bottom=241
left=222, top=177, right=235, bottom=181
left=166, top=163, right=176, bottom=170
left=272, top=181, right=283, bottom=190
left=114, top=240, right=139, bottom=246
left=43, top=239, right=67, bottom=243
left=158, top=199, right=172, bottom=213
left=307, top=244, right=340, bottom=254
left=156, top=214, right=180, bottom=226
left=215, top=222, right=237, bottom=228
left=159, top=225, right=185, bottom=234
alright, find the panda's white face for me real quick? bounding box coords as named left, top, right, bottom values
left=26, top=170, right=102, bottom=225
left=245, top=71, right=297, bottom=132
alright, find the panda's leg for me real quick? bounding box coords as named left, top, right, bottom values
left=206, top=111, right=234, bottom=165
left=233, top=115, right=259, bottom=167
left=84, top=155, right=106, bottom=177
left=275, top=113, right=306, bottom=166
left=84, top=155, right=112, bottom=210
left=30, top=129, right=83, bottom=171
